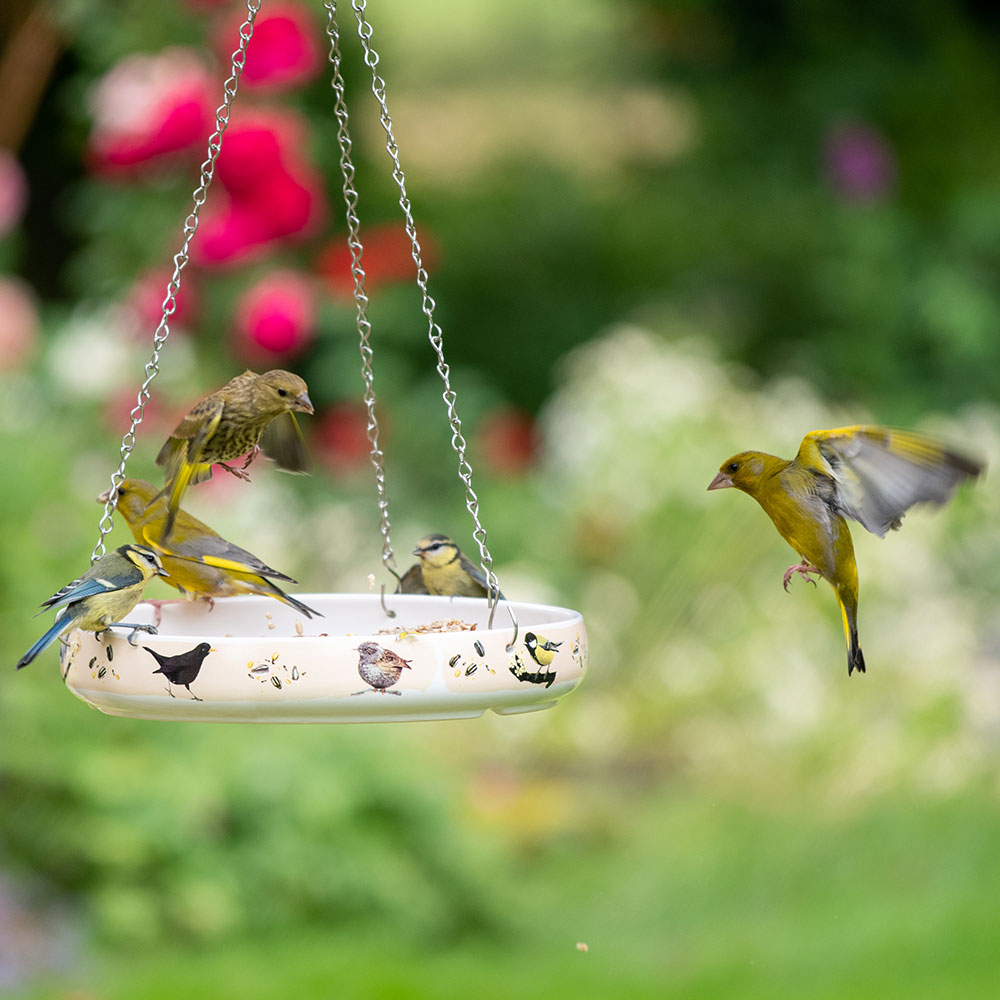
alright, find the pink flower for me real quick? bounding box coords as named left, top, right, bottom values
left=824, top=121, right=896, bottom=202
left=233, top=269, right=316, bottom=363
left=217, top=2, right=322, bottom=92
left=87, top=48, right=215, bottom=172
left=316, top=224, right=434, bottom=299
left=477, top=406, right=537, bottom=475
left=0, top=150, right=28, bottom=237
left=197, top=110, right=327, bottom=266
left=315, top=402, right=373, bottom=476
left=0, top=277, right=39, bottom=372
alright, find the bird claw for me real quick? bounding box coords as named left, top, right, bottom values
left=783, top=562, right=821, bottom=592
left=126, top=623, right=159, bottom=646
left=218, top=462, right=253, bottom=483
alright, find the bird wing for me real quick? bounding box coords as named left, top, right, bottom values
left=151, top=528, right=297, bottom=584
left=458, top=553, right=505, bottom=599
left=39, top=566, right=141, bottom=612
left=156, top=396, right=225, bottom=472
left=795, top=425, right=983, bottom=537
left=259, top=412, right=311, bottom=473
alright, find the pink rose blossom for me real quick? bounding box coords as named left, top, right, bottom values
left=218, top=2, right=322, bottom=92
left=233, top=269, right=316, bottom=363
left=197, top=110, right=327, bottom=266
left=87, top=48, right=214, bottom=172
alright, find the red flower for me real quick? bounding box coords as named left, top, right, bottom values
left=316, top=224, right=436, bottom=299
left=217, top=2, right=322, bottom=92
left=197, top=110, right=327, bottom=266
left=477, top=406, right=537, bottom=476
left=314, top=401, right=373, bottom=476
left=233, top=269, right=316, bottom=363
left=87, top=48, right=215, bottom=173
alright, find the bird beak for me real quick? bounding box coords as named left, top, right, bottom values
left=411, top=547, right=422, bottom=556
left=156, top=566, right=169, bottom=577
left=295, top=391, right=314, bottom=415
left=210, top=648, right=218, bottom=653
left=707, top=471, right=734, bottom=491
left=97, top=487, right=114, bottom=503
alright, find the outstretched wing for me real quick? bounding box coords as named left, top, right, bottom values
left=259, top=412, right=311, bottom=474
left=795, top=425, right=983, bottom=536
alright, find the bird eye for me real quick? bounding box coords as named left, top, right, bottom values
left=727, top=462, right=739, bottom=473
left=276, top=388, right=288, bottom=397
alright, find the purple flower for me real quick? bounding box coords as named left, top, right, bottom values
left=824, top=121, right=896, bottom=202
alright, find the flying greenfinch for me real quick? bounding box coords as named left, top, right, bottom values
left=156, top=369, right=313, bottom=537
left=17, top=544, right=166, bottom=669
left=101, top=478, right=320, bottom=619
left=410, top=534, right=503, bottom=599
left=708, top=425, right=983, bottom=675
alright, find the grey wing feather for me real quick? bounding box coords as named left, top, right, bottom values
left=459, top=554, right=505, bottom=600
left=166, top=533, right=297, bottom=583
left=811, top=428, right=983, bottom=537
left=259, top=412, right=311, bottom=474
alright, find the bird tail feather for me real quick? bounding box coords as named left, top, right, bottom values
left=838, top=597, right=866, bottom=676
left=17, top=616, right=68, bottom=670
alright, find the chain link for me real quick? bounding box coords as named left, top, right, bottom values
left=345, top=0, right=503, bottom=608
left=90, top=0, right=261, bottom=563
left=323, top=1, right=397, bottom=575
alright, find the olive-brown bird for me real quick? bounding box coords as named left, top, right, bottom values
left=156, top=369, right=313, bottom=537
left=410, top=534, right=503, bottom=599
left=708, top=425, right=983, bottom=676
left=355, top=641, right=412, bottom=694
left=144, top=642, right=213, bottom=700
left=101, top=479, right=321, bottom=619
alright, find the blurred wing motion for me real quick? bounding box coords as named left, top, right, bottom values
left=796, top=425, right=985, bottom=537
left=259, top=412, right=311, bottom=474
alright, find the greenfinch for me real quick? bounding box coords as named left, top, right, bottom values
left=156, top=369, right=313, bottom=537
left=102, top=478, right=320, bottom=619
left=17, top=544, right=166, bottom=669
left=410, top=534, right=504, bottom=599
left=708, top=425, right=983, bottom=675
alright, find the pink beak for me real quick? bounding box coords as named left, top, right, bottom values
left=707, top=471, right=734, bottom=491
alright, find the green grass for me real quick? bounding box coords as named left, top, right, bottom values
left=17, top=786, right=1000, bottom=1000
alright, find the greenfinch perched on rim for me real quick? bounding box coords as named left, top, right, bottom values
left=410, top=534, right=504, bottom=600
left=101, top=478, right=321, bottom=619
left=708, top=425, right=983, bottom=676
left=17, top=544, right=166, bottom=669
left=156, top=369, right=313, bottom=538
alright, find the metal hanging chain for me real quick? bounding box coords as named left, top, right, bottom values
left=346, top=0, right=504, bottom=611
left=90, top=0, right=261, bottom=563
left=323, top=1, right=397, bottom=577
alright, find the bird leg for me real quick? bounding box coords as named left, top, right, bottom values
left=217, top=461, right=254, bottom=483
left=115, top=622, right=160, bottom=646
left=186, top=687, right=204, bottom=702
left=782, top=561, right=821, bottom=592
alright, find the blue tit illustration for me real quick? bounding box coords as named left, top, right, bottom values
left=17, top=544, right=166, bottom=669
left=411, top=534, right=503, bottom=599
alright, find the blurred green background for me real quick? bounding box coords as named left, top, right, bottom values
left=2, top=0, right=1000, bottom=996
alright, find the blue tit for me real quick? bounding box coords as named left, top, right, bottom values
left=411, top=534, right=504, bottom=599
left=17, top=544, right=167, bottom=669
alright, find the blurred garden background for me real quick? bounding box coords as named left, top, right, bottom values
left=2, top=0, right=1000, bottom=996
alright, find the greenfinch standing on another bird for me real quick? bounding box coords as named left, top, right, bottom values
left=708, top=425, right=983, bottom=676
left=410, top=534, right=504, bottom=599
left=102, top=478, right=320, bottom=619
left=17, top=544, right=166, bottom=669
left=156, top=369, right=313, bottom=537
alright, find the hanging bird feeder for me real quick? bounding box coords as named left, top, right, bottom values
left=60, top=0, right=587, bottom=722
